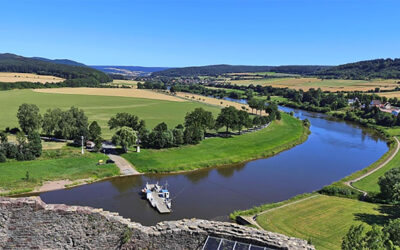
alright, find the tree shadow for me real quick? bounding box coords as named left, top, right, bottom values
left=354, top=204, right=400, bottom=226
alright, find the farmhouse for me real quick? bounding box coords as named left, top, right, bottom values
left=370, top=100, right=382, bottom=107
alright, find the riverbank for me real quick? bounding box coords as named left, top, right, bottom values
left=229, top=117, right=399, bottom=249
left=122, top=112, right=309, bottom=173
left=0, top=150, right=120, bottom=196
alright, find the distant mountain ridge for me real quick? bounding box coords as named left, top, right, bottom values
left=152, top=64, right=330, bottom=77
left=92, top=65, right=169, bottom=77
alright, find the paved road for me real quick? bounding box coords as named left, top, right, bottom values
left=102, top=142, right=141, bottom=176
left=344, top=137, right=400, bottom=196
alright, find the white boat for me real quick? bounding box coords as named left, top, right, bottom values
left=141, top=182, right=172, bottom=213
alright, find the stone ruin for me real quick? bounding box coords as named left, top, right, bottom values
left=0, top=197, right=315, bottom=249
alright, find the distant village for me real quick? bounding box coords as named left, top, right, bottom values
left=349, top=98, right=400, bottom=116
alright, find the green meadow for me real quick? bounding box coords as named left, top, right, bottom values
left=0, top=89, right=221, bottom=138
left=256, top=195, right=390, bottom=250
left=0, top=147, right=119, bottom=195
left=123, top=113, right=308, bottom=173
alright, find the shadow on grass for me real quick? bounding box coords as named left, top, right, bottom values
left=354, top=204, right=400, bottom=226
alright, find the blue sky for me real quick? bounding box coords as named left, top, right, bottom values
left=1, top=0, right=399, bottom=67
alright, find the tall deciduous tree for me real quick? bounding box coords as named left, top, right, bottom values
left=17, top=104, right=42, bottom=134
left=216, top=106, right=239, bottom=133
left=184, top=108, right=215, bottom=132
left=112, top=126, right=137, bottom=152
left=378, top=167, right=400, bottom=202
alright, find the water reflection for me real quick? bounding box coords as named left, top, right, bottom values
left=40, top=107, right=388, bottom=226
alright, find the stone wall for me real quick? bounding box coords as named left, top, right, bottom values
left=0, top=197, right=314, bottom=249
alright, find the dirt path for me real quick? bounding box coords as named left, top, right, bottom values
left=344, top=137, right=400, bottom=196
left=242, top=195, right=321, bottom=229
left=107, top=153, right=141, bottom=175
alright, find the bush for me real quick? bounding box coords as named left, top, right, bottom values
left=378, top=167, right=400, bottom=203
left=319, top=186, right=360, bottom=199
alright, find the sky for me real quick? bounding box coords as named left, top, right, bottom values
left=1, top=0, right=399, bottom=67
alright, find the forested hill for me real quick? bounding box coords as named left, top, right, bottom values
left=314, top=58, right=400, bottom=80
left=32, top=57, right=86, bottom=67
left=152, top=64, right=330, bottom=77
left=0, top=53, right=111, bottom=83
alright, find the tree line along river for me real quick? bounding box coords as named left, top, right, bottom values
left=39, top=107, right=388, bottom=226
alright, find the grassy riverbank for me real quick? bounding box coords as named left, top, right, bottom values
left=255, top=195, right=387, bottom=250
left=123, top=113, right=308, bottom=173
left=0, top=147, right=119, bottom=195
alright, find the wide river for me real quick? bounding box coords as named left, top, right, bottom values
left=40, top=107, right=388, bottom=226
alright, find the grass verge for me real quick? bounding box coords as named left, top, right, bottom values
left=123, top=113, right=309, bottom=173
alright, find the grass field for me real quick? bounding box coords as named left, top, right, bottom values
left=222, top=77, right=399, bottom=92
left=378, top=91, right=400, bottom=99
left=256, top=195, right=388, bottom=250
left=0, top=72, right=64, bottom=83
left=0, top=148, right=119, bottom=195
left=0, top=89, right=221, bottom=138
left=123, top=112, right=308, bottom=173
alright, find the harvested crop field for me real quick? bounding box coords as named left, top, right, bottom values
left=377, top=91, right=400, bottom=99
left=34, top=87, right=185, bottom=102
left=226, top=77, right=400, bottom=92
left=175, top=92, right=266, bottom=115
left=0, top=72, right=64, bottom=83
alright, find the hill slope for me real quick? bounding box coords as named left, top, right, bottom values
left=152, top=64, right=330, bottom=77
left=32, top=57, right=86, bottom=67
left=315, top=58, right=400, bottom=80
left=92, top=65, right=169, bottom=77
left=0, top=53, right=111, bottom=83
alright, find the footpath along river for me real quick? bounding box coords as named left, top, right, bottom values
left=40, top=107, right=388, bottom=226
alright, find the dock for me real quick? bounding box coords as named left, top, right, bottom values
left=143, top=183, right=172, bottom=214
left=150, top=190, right=171, bottom=213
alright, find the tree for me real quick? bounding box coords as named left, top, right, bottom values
left=236, top=110, right=252, bottom=133
left=172, top=128, right=184, bottom=146
left=17, top=103, right=42, bottom=134
left=341, top=224, right=365, bottom=250
left=108, top=113, right=145, bottom=131
left=88, top=121, right=102, bottom=141
left=216, top=106, right=239, bottom=133
left=154, top=122, right=168, bottom=132
left=184, top=125, right=204, bottom=144
left=184, top=108, right=215, bottom=132
left=27, top=131, right=42, bottom=158
left=111, top=126, right=137, bottom=153
left=248, top=98, right=257, bottom=114
left=384, top=219, right=400, bottom=246
left=364, top=225, right=393, bottom=250
left=0, top=152, right=5, bottom=163
left=378, top=167, right=400, bottom=202
left=42, top=108, right=63, bottom=136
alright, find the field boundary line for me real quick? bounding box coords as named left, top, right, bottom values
left=345, top=137, right=400, bottom=196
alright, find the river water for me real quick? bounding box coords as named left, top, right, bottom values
left=40, top=107, right=388, bottom=226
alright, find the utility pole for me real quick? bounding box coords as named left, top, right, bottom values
left=81, top=136, right=84, bottom=155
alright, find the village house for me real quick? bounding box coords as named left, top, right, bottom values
left=383, top=102, right=392, bottom=110
left=370, top=100, right=382, bottom=107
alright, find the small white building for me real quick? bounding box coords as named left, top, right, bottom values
left=86, top=141, right=95, bottom=149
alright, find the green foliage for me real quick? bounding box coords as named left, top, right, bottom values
left=378, top=167, right=400, bottom=203
left=342, top=224, right=396, bottom=250
left=27, top=131, right=42, bottom=158
left=42, top=107, right=89, bottom=142
left=216, top=106, right=239, bottom=132
left=121, top=227, right=133, bottom=245
left=0, top=152, right=5, bottom=163
left=183, top=125, right=204, bottom=145
left=383, top=219, right=400, bottom=246
left=184, top=107, right=215, bottom=131
left=108, top=113, right=145, bottom=132
left=341, top=224, right=365, bottom=250
left=17, top=103, right=42, bottom=134
left=319, top=186, right=361, bottom=199
left=112, top=126, right=137, bottom=152
left=88, top=121, right=102, bottom=141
